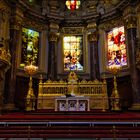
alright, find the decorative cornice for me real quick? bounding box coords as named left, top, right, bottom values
left=23, top=17, right=48, bottom=31
left=0, top=46, right=11, bottom=66
left=61, top=27, right=84, bottom=34
left=98, top=17, right=123, bottom=31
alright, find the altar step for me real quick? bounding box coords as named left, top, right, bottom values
left=27, top=109, right=120, bottom=115
left=1, top=111, right=140, bottom=122
left=0, top=120, right=140, bottom=138
left=0, top=111, right=140, bottom=138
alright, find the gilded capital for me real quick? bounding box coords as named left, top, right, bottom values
left=123, top=6, right=137, bottom=29
left=10, top=8, right=24, bottom=30
left=124, top=16, right=137, bottom=29
left=49, top=32, right=58, bottom=42
left=10, top=17, right=23, bottom=30
left=0, top=46, right=11, bottom=66
left=49, top=22, right=59, bottom=32
left=87, top=22, right=97, bottom=30
left=88, top=32, right=98, bottom=42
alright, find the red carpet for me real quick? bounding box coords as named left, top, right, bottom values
left=0, top=111, right=140, bottom=121
left=0, top=111, right=140, bottom=138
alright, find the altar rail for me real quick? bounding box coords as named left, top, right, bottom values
left=37, top=78, right=109, bottom=110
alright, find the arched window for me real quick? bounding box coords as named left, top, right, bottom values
left=107, top=26, right=127, bottom=67
left=63, top=35, right=83, bottom=71
left=20, top=27, right=39, bottom=67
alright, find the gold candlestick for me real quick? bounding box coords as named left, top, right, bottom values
left=107, top=65, right=121, bottom=111
left=24, top=63, right=38, bottom=111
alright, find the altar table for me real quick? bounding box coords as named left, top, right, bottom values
left=55, top=96, right=90, bottom=111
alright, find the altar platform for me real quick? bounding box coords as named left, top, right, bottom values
left=0, top=111, right=140, bottom=138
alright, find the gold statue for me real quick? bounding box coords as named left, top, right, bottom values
left=67, top=72, right=78, bottom=96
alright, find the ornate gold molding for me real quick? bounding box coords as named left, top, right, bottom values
left=10, top=16, right=23, bottom=30
left=0, top=46, right=11, bottom=66
left=61, top=27, right=84, bottom=34
left=87, top=22, right=97, bottom=30
left=49, top=22, right=59, bottom=31
left=124, top=16, right=137, bottom=29
left=23, top=18, right=48, bottom=31
left=88, top=32, right=98, bottom=42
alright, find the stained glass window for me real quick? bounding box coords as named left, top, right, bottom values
left=20, top=28, right=39, bottom=67
left=66, top=0, right=81, bottom=10
left=63, top=35, right=83, bottom=71
left=107, top=26, right=127, bottom=67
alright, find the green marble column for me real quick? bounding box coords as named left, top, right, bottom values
left=48, top=32, right=58, bottom=80
left=88, top=32, right=100, bottom=80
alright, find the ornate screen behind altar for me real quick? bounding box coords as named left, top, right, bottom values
left=37, top=72, right=109, bottom=111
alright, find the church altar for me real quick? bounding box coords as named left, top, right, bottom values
left=55, top=96, right=90, bottom=111
left=37, top=72, right=109, bottom=111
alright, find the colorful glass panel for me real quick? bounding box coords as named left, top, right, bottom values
left=63, top=35, right=83, bottom=71
left=107, top=26, right=127, bottom=67
left=20, top=28, right=39, bottom=67
left=66, top=0, right=81, bottom=10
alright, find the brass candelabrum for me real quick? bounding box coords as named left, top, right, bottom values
left=107, top=65, right=121, bottom=111
left=24, top=63, right=38, bottom=111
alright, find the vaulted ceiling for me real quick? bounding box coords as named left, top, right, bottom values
left=6, top=0, right=139, bottom=25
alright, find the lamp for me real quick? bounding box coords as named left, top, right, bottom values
left=107, top=64, right=121, bottom=111
left=66, top=0, right=81, bottom=10
left=24, top=62, right=38, bottom=111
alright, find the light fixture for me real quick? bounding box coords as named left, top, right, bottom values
left=66, top=0, right=81, bottom=10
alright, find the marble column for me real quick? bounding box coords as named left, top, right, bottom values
left=48, top=32, right=58, bottom=80
left=88, top=32, right=100, bottom=80
left=123, top=6, right=140, bottom=110
left=4, top=13, right=23, bottom=110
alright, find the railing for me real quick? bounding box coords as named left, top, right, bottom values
left=0, top=121, right=140, bottom=138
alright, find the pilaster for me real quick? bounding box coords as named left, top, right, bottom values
left=123, top=6, right=140, bottom=110
left=48, top=22, right=59, bottom=80
left=4, top=7, right=24, bottom=110
left=87, top=22, right=100, bottom=80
